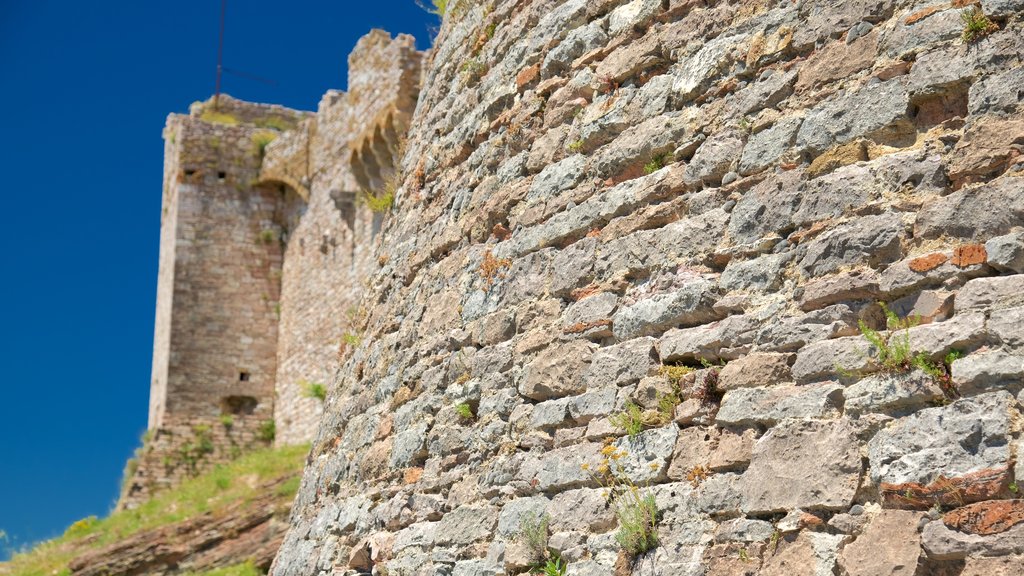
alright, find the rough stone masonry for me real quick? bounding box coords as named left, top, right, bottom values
left=155, top=0, right=1024, bottom=573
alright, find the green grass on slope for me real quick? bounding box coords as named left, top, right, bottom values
left=1, top=444, right=308, bottom=576
left=182, top=561, right=263, bottom=576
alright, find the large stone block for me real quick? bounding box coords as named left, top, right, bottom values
left=741, top=419, right=862, bottom=513
left=868, top=391, right=1015, bottom=485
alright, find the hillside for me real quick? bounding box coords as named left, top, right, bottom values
left=0, top=444, right=307, bottom=576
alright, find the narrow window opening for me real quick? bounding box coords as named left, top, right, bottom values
left=184, top=169, right=196, bottom=177
left=239, top=371, right=250, bottom=382
left=218, top=171, right=227, bottom=181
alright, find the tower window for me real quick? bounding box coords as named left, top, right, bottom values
left=217, top=171, right=227, bottom=181
left=239, top=371, right=250, bottom=382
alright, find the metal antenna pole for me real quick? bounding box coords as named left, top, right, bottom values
left=214, top=0, right=226, bottom=109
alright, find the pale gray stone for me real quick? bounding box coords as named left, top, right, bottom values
left=520, top=340, right=595, bottom=400
left=792, top=335, right=875, bottom=383
left=527, top=154, right=586, bottom=202
left=496, top=496, right=550, bottom=538
left=715, top=518, right=776, bottom=543
left=548, top=488, right=616, bottom=533
left=986, top=230, right=1024, bottom=272
left=613, top=425, right=678, bottom=484
left=684, top=129, right=746, bottom=186
left=673, top=33, right=746, bottom=101
left=584, top=336, right=657, bottom=387
left=916, top=176, right=1024, bottom=240
left=952, top=351, right=1024, bottom=393
left=718, top=352, right=793, bottom=390
left=715, top=382, right=844, bottom=426
left=843, top=370, right=945, bottom=416
left=970, top=64, right=1024, bottom=116
left=990, top=306, right=1024, bottom=348
left=738, top=116, right=802, bottom=176
left=568, top=387, right=618, bottom=423
left=867, top=391, right=1014, bottom=485
left=719, top=252, right=791, bottom=292
left=658, top=314, right=759, bottom=362
left=796, top=78, right=911, bottom=155
left=530, top=397, right=571, bottom=430
left=957, top=275, right=1024, bottom=312
left=922, top=519, right=1024, bottom=560
left=798, top=213, right=904, bottom=277
left=612, top=279, right=721, bottom=340
left=741, top=419, right=862, bottom=514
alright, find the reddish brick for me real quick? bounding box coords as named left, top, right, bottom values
left=909, top=253, right=949, bottom=272
left=952, top=244, right=988, bottom=268
left=944, top=499, right=1024, bottom=535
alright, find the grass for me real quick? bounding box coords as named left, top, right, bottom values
left=610, top=401, right=647, bottom=437
left=199, top=110, right=240, bottom=126
left=853, top=302, right=961, bottom=398
left=518, top=512, right=549, bottom=559
left=254, top=116, right=294, bottom=132
left=252, top=131, right=277, bottom=157
left=961, top=7, right=998, bottom=43
left=182, top=561, right=263, bottom=576
left=567, top=140, right=584, bottom=153
left=540, top=555, right=566, bottom=576
left=615, top=487, right=659, bottom=557
left=301, top=381, right=327, bottom=402
left=1, top=444, right=308, bottom=576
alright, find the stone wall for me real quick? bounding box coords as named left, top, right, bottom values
left=264, top=30, right=424, bottom=446
left=271, top=0, right=1024, bottom=574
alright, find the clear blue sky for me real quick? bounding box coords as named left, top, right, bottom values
left=0, top=0, right=434, bottom=558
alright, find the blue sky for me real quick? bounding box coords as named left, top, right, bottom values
left=0, top=0, right=434, bottom=558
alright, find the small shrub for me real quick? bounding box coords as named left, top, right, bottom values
left=961, top=7, right=998, bottom=43
left=219, top=415, right=234, bottom=430
left=362, top=188, right=394, bottom=213
left=199, top=110, right=239, bottom=126
left=342, top=332, right=362, bottom=347
left=855, top=302, right=961, bottom=398
left=257, top=419, right=276, bottom=443
left=455, top=402, right=475, bottom=421
left=215, top=475, right=231, bottom=490
left=417, top=0, right=448, bottom=16
left=479, top=250, right=512, bottom=291
left=694, top=368, right=723, bottom=407
left=302, top=381, right=327, bottom=402
left=643, top=153, right=668, bottom=175
left=567, top=139, right=584, bottom=153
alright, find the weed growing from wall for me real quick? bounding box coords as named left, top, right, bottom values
left=961, top=7, right=998, bottom=43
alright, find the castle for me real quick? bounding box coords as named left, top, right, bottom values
left=125, top=0, right=1024, bottom=574
left=121, top=31, right=423, bottom=508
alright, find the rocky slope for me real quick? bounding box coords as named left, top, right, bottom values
left=248, top=0, right=1024, bottom=574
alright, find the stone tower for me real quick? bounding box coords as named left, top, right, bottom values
left=121, top=30, right=423, bottom=509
